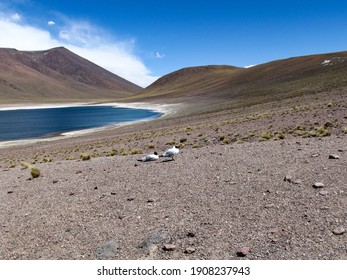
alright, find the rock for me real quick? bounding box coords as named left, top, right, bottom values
left=127, top=197, right=135, bottom=201
left=332, top=227, right=346, bottom=235
left=53, top=180, right=59, bottom=184
left=96, top=239, right=119, bottom=260
left=237, top=247, right=250, bottom=257
left=319, top=190, right=328, bottom=196
left=293, top=179, right=302, bottom=185
left=313, top=182, right=325, bottom=188
left=265, top=203, right=275, bottom=209
left=7, top=190, right=14, bottom=194
left=187, top=232, right=196, bottom=238
left=328, top=154, right=340, bottom=159
left=147, top=198, right=155, bottom=203
left=163, top=244, right=176, bottom=251
left=284, top=175, right=293, bottom=183
left=184, top=247, right=196, bottom=254
left=76, top=170, right=82, bottom=174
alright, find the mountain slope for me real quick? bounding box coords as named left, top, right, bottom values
left=135, top=51, right=347, bottom=108
left=0, top=47, right=142, bottom=103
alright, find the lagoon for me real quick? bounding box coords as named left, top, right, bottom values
left=0, top=105, right=161, bottom=142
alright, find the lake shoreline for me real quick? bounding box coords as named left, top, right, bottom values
left=0, top=101, right=179, bottom=148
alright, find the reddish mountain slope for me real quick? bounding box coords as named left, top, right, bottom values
left=0, top=47, right=141, bottom=103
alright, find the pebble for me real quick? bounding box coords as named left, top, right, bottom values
left=319, top=190, right=328, bottom=196
left=184, top=247, right=196, bottom=254
left=147, top=198, right=155, bottom=203
left=312, top=182, right=325, bottom=188
left=237, top=247, right=250, bottom=257
left=127, top=197, right=135, bottom=201
left=265, top=203, right=275, bottom=209
left=187, top=232, right=196, bottom=238
left=332, top=227, right=346, bottom=235
left=328, top=154, right=340, bottom=159
left=163, top=244, right=176, bottom=251
left=284, top=175, right=293, bottom=183
left=7, top=190, right=14, bottom=194
left=53, top=180, right=59, bottom=184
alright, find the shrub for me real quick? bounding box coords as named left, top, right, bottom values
left=80, top=153, right=91, bottom=161
left=130, top=148, right=142, bottom=155
left=261, top=131, right=273, bottom=140
left=30, top=166, right=41, bottom=178
left=219, top=135, right=225, bottom=141
left=20, top=162, right=30, bottom=169
left=147, top=144, right=155, bottom=149
left=324, top=120, right=333, bottom=128
left=180, top=138, right=187, bottom=143
left=315, top=126, right=331, bottom=137
left=223, top=138, right=231, bottom=144
left=106, top=149, right=117, bottom=156
left=274, top=131, right=285, bottom=139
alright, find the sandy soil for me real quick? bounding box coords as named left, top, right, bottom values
left=0, top=93, right=346, bottom=260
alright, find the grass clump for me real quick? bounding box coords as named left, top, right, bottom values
left=120, top=148, right=128, bottom=156
left=343, top=127, right=347, bottom=134
left=30, top=165, right=41, bottom=178
left=147, top=144, right=155, bottom=149
left=80, top=153, right=91, bottom=161
left=260, top=131, right=273, bottom=141
left=106, top=149, right=117, bottom=157
left=179, top=137, right=187, bottom=143
left=130, top=148, right=142, bottom=155
left=324, top=120, right=333, bottom=128
left=20, top=162, right=30, bottom=168
left=223, top=137, right=231, bottom=144
left=274, top=131, right=285, bottom=139
left=315, top=126, right=331, bottom=137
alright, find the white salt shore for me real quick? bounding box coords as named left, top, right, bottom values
left=0, top=102, right=180, bottom=148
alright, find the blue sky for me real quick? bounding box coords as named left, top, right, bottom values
left=0, top=0, right=347, bottom=87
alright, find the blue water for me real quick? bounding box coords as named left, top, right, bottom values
left=0, top=106, right=161, bottom=142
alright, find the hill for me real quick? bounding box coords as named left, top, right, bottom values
left=135, top=51, right=347, bottom=111
left=0, top=47, right=142, bottom=103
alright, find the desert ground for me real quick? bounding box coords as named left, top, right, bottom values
left=0, top=90, right=346, bottom=260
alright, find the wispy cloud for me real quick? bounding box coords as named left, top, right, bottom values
left=155, top=51, right=165, bottom=59
left=10, top=12, right=21, bottom=22
left=0, top=12, right=158, bottom=87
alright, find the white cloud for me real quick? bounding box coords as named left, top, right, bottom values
left=48, top=20, right=55, bottom=26
left=10, top=13, right=21, bottom=22
left=155, top=51, right=165, bottom=59
left=0, top=13, right=157, bottom=87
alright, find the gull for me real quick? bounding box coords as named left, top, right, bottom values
left=138, top=152, right=159, bottom=162
left=161, top=145, right=179, bottom=160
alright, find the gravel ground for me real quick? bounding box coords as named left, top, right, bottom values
left=1, top=135, right=346, bottom=260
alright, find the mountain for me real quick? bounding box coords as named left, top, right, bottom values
left=0, top=47, right=142, bottom=103
left=135, top=51, right=347, bottom=109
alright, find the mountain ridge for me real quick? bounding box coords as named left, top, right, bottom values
left=0, top=47, right=142, bottom=103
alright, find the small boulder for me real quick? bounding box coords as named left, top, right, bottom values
left=312, top=182, right=325, bottom=188
left=328, top=154, right=340, bottom=159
